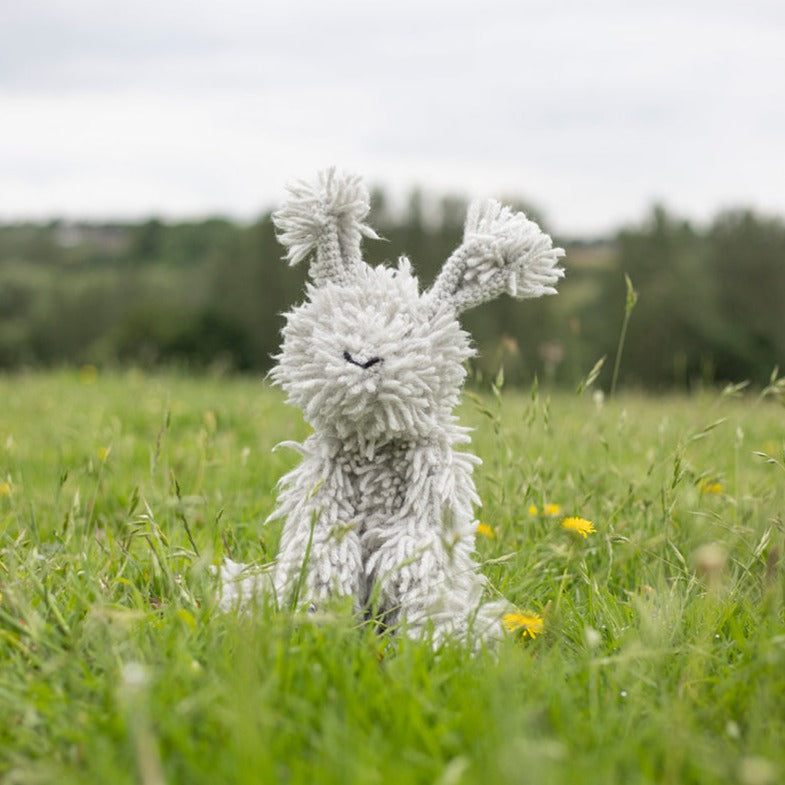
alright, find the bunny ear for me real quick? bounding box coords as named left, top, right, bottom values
left=272, top=168, right=379, bottom=286
left=427, top=199, right=565, bottom=314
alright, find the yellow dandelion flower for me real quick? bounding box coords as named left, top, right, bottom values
left=561, top=516, right=596, bottom=538
left=0, top=481, right=10, bottom=498
left=528, top=504, right=539, bottom=516
left=476, top=522, right=494, bottom=538
left=503, top=611, right=544, bottom=638
left=97, top=446, right=111, bottom=463
left=543, top=503, right=562, bottom=517
left=702, top=482, right=724, bottom=495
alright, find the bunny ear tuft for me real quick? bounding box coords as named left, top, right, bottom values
left=272, top=168, right=379, bottom=286
left=427, top=199, right=565, bottom=313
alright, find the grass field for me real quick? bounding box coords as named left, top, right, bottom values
left=1, top=370, right=783, bottom=784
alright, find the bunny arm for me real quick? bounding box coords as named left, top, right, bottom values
left=213, top=443, right=363, bottom=612
left=269, top=438, right=364, bottom=607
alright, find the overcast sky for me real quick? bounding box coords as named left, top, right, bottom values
left=2, top=0, right=783, bottom=235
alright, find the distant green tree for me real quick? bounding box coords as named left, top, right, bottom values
left=619, top=207, right=721, bottom=387
left=709, top=210, right=785, bottom=382
left=130, top=218, right=165, bottom=261
left=1, top=195, right=783, bottom=387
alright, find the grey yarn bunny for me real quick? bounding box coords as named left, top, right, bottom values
left=218, top=169, right=564, bottom=644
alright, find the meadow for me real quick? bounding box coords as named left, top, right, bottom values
left=0, top=370, right=783, bottom=784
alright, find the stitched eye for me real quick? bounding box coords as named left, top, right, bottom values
left=343, top=350, right=383, bottom=370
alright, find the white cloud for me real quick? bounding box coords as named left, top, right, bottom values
left=1, top=0, right=784, bottom=234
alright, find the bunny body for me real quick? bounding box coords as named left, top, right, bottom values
left=218, top=170, right=564, bottom=644
left=270, top=427, right=485, bottom=638
left=268, top=262, right=490, bottom=639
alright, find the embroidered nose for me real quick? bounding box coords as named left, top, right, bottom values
left=343, top=350, right=383, bottom=370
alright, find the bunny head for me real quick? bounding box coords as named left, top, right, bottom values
left=270, top=169, right=564, bottom=446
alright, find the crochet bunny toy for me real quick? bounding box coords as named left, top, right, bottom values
left=219, top=169, right=564, bottom=644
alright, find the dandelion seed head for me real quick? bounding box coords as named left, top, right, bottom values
left=121, top=661, right=148, bottom=689
left=726, top=721, right=741, bottom=740
left=584, top=626, right=602, bottom=649
left=693, top=542, right=726, bottom=578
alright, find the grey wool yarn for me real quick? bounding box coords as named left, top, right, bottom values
left=217, top=168, right=565, bottom=645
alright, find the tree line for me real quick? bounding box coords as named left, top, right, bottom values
left=0, top=191, right=783, bottom=391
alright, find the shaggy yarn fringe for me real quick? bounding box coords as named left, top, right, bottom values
left=273, top=167, right=379, bottom=286
left=429, top=199, right=565, bottom=313
left=218, top=169, right=564, bottom=648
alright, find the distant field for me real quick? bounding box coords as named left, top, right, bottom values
left=1, top=371, right=783, bottom=784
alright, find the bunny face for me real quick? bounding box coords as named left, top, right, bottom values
left=271, top=259, right=472, bottom=443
